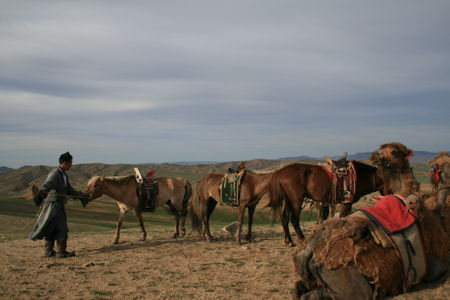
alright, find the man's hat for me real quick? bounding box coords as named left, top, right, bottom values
left=59, top=152, right=73, bottom=164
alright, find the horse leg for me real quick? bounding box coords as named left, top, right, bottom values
left=113, top=209, right=127, bottom=244
left=180, top=212, right=187, bottom=237
left=134, top=210, right=147, bottom=241
left=281, top=205, right=294, bottom=246
left=245, top=205, right=256, bottom=243
left=318, top=205, right=329, bottom=224
left=290, top=200, right=305, bottom=243
left=339, top=203, right=352, bottom=217
left=235, top=204, right=246, bottom=245
left=172, top=212, right=180, bottom=238
left=203, top=198, right=217, bottom=242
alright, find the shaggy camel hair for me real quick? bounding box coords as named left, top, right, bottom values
left=292, top=143, right=450, bottom=300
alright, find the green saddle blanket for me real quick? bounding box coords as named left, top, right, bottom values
left=220, top=174, right=243, bottom=206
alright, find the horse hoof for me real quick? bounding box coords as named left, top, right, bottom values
left=245, top=236, right=255, bottom=243
left=285, top=240, right=295, bottom=247
left=172, top=233, right=178, bottom=239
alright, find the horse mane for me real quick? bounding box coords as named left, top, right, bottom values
left=428, top=152, right=450, bottom=168
left=352, top=160, right=378, bottom=172
left=87, top=175, right=135, bottom=186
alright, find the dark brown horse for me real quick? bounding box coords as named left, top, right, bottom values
left=269, top=160, right=384, bottom=246
left=190, top=170, right=274, bottom=244
left=85, top=175, right=192, bottom=244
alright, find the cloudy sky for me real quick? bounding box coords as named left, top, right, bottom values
left=1, top=1, right=449, bottom=168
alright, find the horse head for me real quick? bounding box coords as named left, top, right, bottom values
left=85, top=176, right=105, bottom=202
left=370, top=142, right=413, bottom=171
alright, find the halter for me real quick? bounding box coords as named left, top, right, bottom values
left=377, top=148, right=413, bottom=173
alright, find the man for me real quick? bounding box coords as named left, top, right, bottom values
left=29, top=152, right=89, bottom=258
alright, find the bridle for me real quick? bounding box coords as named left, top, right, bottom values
left=375, top=148, right=413, bottom=173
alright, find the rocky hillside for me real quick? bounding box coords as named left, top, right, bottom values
left=0, top=158, right=317, bottom=195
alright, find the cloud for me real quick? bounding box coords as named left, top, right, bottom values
left=0, top=1, right=449, bottom=167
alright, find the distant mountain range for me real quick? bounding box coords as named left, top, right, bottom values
left=279, top=151, right=443, bottom=163
left=0, top=150, right=444, bottom=195
left=0, top=166, right=13, bottom=174
left=0, top=151, right=445, bottom=172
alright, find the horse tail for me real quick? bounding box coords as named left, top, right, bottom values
left=189, top=182, right=203, bottom=235
left=268, top=172, right=286, bottom=222
left=181, top=179, right=192, bottom=217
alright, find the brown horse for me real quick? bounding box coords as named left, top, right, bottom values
left=269, top=160, right=384, bottom=246
left=190, top=170, right=274, bottom=244
left=85, top=175, right=192, bottom=244
left=292, top=142, right=449, bottom=299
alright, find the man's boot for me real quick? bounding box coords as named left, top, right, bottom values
left=44, top=239, right=55, bottom=257
left=56, top=240, right=75, bottom=258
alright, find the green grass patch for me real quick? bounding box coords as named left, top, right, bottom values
left=0, top=195, right=291, bottom=239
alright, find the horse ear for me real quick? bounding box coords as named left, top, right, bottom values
left=324, top=156, right=333, bottom=165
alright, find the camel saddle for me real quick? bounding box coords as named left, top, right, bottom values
left=320, top=156, right=357, bottom=204
left=356, top=194, right=427, bottom=289
left=220, top=169, right=245, bottom=206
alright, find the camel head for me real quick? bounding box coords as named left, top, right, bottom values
left=429, top=152, right=450, bottom=189
left=370, top=142, right=413, bottom=171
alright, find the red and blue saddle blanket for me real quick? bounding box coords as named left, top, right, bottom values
left=360, top=194, right=416, bottom=234
left=359, top=194, right=426, bottom=288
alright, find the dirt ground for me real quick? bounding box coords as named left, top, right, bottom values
left=0, top=224, right=448, bottom=300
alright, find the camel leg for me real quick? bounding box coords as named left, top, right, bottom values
left=281, top=205, right=294, bottom=246
left=113, top=209, right=127, bottom=244
left=134, top=210, right=147, bottom=241
left=235, top=204, right=246, bottom=245
left=245, top=206, right=256, bottom=242
left=204, top=198, right=217, bottom=242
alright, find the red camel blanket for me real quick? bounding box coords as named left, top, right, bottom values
left=360, top=194, right=416, bottom=234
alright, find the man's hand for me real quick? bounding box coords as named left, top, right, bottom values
left=78, top=193, right=90, bottom=207
left=39, top=190, right=48, bottom=199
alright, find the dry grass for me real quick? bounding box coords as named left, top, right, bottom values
left=0, top=223, right=448, bottom=300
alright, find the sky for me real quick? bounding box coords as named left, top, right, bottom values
left=1, top=1, right=449, bottom=168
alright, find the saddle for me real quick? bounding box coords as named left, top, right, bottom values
left=355, top=194, right=427, bottom=290
left=134, top=168, right=159, bottom=212
left=321, top=153, right=357, bottom=204
left=220, top=168, right=245, bottom=206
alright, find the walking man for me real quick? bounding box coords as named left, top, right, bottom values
left=29, top=152, right=89, bottom=258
